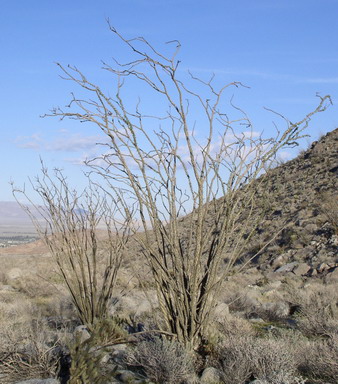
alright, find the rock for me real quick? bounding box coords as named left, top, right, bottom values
left=268, top=280, right=282, bottom=289
left=200, top=367, right=223, bottom=384
left=262, top=301, right=290, bottom=318
left=293, top=248, right=311, bottom=261
left=249, top=317, right=265, bottom=324
left=317, top=262, right=329, bottom=273
left=325, top=267, right=338, bottom=283
left=112, top=290, right=158, bottom=316
left=264, top=271, right=281, bottom=281
left=115, top=369, right=141, bottom=383
left=274, top=262, right=298, bottom=273
left=271, top=254, right=288, bottom=269
left=14, top=379, right=60, bottom=384
left=74, top=325, right=91, bottom=343
left=293, top=263, right=311, bottom=276
left=110, top=344, right=128, bottom=364
left=329, top=235, right=338, bottom=246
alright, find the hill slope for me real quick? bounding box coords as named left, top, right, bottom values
left=238, top=128, right=338, bottom=272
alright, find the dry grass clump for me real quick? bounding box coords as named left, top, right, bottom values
left=10, top=273, right=57, bottom=298
left=290, top=283, right=338, bottom=337
left=214, top=335, right=304, bottom=384
left=0, top=270, right=9, bottom=284
left=0, top=318, right=61, bottom=383
left=250, top=338, right=304, bottom=384
left=127, top=337, right=195, bottom=384
left=223, top=284, right=261, bottom=318
left=221, top=313, right=256, bottom=338
left=207, top=311, right=304, bottom=383
left=211, top=280, right=338, bottom=383
left=0, top=294, right=35, bottom=326
left=224, top=285, right=291, bottom=324
left=319, top=192, right=338, bottom=233
left=213, top=335, right=252, bottom=384
left=1, top=277, right=75, bottom=323
left=257, top=300, right=290, bottom=323
left=201, top=312, right=256, bottom=362
left=297, top=334, right=338, bottom=383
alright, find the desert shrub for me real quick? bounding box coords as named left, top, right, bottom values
left=250, top=338, right=303, bottom=384
left=225, top=288, right=260, bottom=318
left=224, top=287, right=290, bottom=324
left=42, top=21, right=331, bottom=351
left=127, top=337, right=195, bottom=384
left=256, top=300, right=290, bottom=323
left=214, top=335, right=253, bottom=384
left=295, top=285, right=338, bottom=337
left=0, top=271, right=9, bottom=284
left=219, top=313, right=256, bottom=339
left=215, top=335, right=304, bottom=384
left=0, top=318, right=59, bottom=383
left=298, top=334, right=338, bottom=382
left=14, top=169, right=132, bottom=331
left=10, top=275, right=56, bottom=299
left=199, top=314, right=256, bottom=375
left=319, top=192, right=338, bottom=233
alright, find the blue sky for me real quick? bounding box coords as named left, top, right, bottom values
left=1, top=0, right=337, bottom=202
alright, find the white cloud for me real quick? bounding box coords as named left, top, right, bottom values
left=16, top=131, right=109, bottom=153
left=16, top=133, right=43, bottom=149
left=48, top=134, right=104, bottom=152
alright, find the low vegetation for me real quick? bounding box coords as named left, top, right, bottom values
left=1, top=260, right=338, bottom=383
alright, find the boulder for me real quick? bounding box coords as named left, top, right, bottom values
left=317, top=262, right=329, bottom=273
left=325, top=267, right=338, bottom=283
left=274, top=262, right=298, bottom=273
left=74, top=325, right=91, bottom=343
left=110, top=344, right=128, bottom=365
left=200, top=367, right=223, bottom=384
left=308, top=268, right=318, bottom=277
left=262, top=301, right=290, bottom=318
left=293, top=248, right=311, bottom=261
left=293, top=263, right=311, bottom=276
left=271, top=254, right=288, bottom=269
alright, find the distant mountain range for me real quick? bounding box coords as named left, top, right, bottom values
left=0, top=202, right=90, bottom=236
left=0, top=201, right=38, bottom=235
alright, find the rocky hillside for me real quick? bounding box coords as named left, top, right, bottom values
left=239, top=128, right=338, bottom=277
